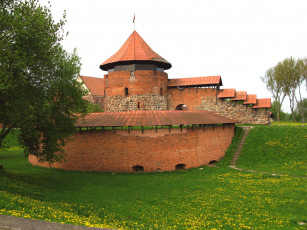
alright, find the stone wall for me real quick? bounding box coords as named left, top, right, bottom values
left=105, top=94, right=167, bottom=111
left=168, top=87, right=269, bottom=124
left=28, top=124, right=235, bottom=172
left=200, top=96, right=270, bottom=124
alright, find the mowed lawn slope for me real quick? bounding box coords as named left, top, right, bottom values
left=237, top=126, right=307, bottom=177
left=0, top=127, right=306, bottom=229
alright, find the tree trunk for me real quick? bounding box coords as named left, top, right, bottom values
left=297, top=86, right=305, bottom=123
left=289, top=95, right=297, bottom=122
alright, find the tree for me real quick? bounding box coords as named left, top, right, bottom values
left=293, top=98, right=307, bottom=122
left=270, top=100, right=289, bottom=121
left=0, top=0, right=87, bottom=163
left=279, top=57, right=302, bottom=122
left=262, top=57, right=307, bottom=122
left=261, top=64, right=286, bottom=121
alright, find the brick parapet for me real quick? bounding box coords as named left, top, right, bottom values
left=29, top=124, right=235, bottom=172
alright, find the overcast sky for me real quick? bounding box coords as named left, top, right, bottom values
left=40, top=0, right=307, bottom=112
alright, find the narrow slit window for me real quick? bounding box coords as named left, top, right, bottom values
left=125, top=87, right=129, bottom=96
left=138, top=102, right=140, bottom=109
left=160, top=88, right=163, bottom=96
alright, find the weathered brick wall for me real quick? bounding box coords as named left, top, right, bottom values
left=168, top=87, right=216, bottom=110
left=168, top=87, right=269, bottom=124
left=104, top=70, right=168, bottom=111
left=29, top=124, right=235, bottom=172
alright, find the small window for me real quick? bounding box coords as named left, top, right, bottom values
left=175, top=104, right=188, bottom=110
left=175, top=164, right=186, bottom=170
left=137, top=102, right=140, bottom=109
left=132, top=165, right=144, bottom=172
left=160, top=88, right=163, bottom=96
left=125, top=88, right=129, bottom=96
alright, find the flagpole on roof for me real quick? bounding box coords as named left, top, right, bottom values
left=133, top=13, right=135, bottom=31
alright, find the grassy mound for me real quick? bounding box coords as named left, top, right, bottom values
left=237, top=126, right=307, bottom=177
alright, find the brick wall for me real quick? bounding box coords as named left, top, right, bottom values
left=104, top=70, right=168, bottom=112
left=168, top=87, right=216, bottom=110
left=29, top=124, right=235, bottom=172
left=168, top=87, right=269, bottom=124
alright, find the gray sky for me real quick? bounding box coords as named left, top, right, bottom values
left=40, top=0, right=307, bottom=112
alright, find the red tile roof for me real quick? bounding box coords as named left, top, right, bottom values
left=231, top=91, right=247, bottom=101
left=100, top=31, right=171, bottom=71
left=252, top=99, right=271, bottom=108
left=218, top=89, right=236, bottom=98
left=243, top=94, right=257, bottom=105
left=75, top=111, right=237, bottom=128
left=168, top=76, right=222, bottom=87
left=80, top=76, right=104, bottom=96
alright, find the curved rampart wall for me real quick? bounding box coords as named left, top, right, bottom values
left=29, top=124, right=235, bottom=172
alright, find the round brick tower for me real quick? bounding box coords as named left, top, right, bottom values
left=100, top=31, right=172, bottom=112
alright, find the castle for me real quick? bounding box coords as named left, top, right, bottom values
left=29, top=31, right=271, bottom=173
left=80, top=31, right=271, bottom=124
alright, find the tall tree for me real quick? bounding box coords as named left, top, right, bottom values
left=0, top=0, right=87, bottom=163
left=261, top=64, right=286, bottom=121
left=262, top=57, right=307, bottom=122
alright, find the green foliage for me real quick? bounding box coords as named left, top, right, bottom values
left=237, top=126, right=307, bottom=176
left=0, top=0, right=87, bottom=162
left=262, top=57, right=307, bottom=122
left=85, top=101, right=103, bottom=113
left=293, top=98, right=307, bottom=122
left=270, top=101, right=290, bottom=121
left=0, top=127, right=306, bottom=229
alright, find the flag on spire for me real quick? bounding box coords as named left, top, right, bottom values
left=133, top=14, right=135, bottom=23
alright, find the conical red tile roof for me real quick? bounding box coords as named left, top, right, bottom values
left=100, top=31, right=172, bottom=71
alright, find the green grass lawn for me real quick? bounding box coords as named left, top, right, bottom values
left=0, top=127, right=306, bottom=229
left=237, top=126, right=307, bottom=177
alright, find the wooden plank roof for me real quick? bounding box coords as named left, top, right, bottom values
left=168, top=76, right=222, bottom=87
left=75, top=111, right=237, bottom=128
